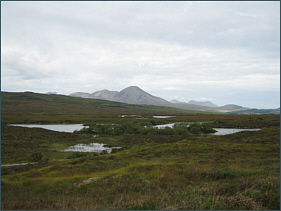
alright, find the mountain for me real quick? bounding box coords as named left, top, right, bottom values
left=70, top=86, right=170, bottom=106
left=170, top=99, right=186, bottom=104
left=187, top=100, right=218, bottom=108
left=114, top=86, right=170, bottom=105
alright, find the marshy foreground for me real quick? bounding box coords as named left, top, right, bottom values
left=1, top=92, right=280, bottom=210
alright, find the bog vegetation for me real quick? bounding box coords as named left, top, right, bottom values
left=76, top=121, right=217, bottom=135
left=1, top=92, right=280, bottom=210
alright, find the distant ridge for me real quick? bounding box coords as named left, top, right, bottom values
left=70, top=86, right=271, bottom=114
left=170, top=99, right=218, bottom=108
left=187, top=100, right=218, bottom=108
left=91, top=89, right=118, bottom=101
left=228, top=108, right=280, bottom=114
left=219, top=104, right=245, bottom=110
left=170, top=99, right=186, bottom=104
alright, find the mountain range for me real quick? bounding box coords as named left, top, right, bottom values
left=70, top=86, right=279, bottom=114
left=170, top=99, right=218, bottom=108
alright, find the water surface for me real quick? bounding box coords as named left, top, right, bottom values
left=8, top=124, right=88, bottom=133
left=119, top=115, right=175, bottom=118
left=208, top=128, right=261, bottom=135
left=61, top=143, right=121, bottom=153
left=8, top=123, right=261, bottom=136
left=153, top=123, right=260, bottom=135
left=152, top=116, right=176, bottom=118
left=153, top=123, right=176, bottom=129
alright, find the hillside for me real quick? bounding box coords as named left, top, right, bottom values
left=1, top=91, right=206, bottom=124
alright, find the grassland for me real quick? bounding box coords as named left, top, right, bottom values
left=1, top=91, right=280, bottom=210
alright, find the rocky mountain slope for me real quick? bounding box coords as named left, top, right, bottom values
left=71, top=86, right=170, bottom=106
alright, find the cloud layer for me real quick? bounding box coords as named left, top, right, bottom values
left=1, top=1, right=280, bottom=108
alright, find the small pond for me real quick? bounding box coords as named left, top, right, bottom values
left=119, top=115, right=175, bottom=119
left=152, top=116, right=176, bottom=118
left=8, top=124, right=88, bottom=133
left=153, top=123, right=176, bottom=129
left=8, top=123, right=261, bottom=136
left=207, top=128, right=261, bottom=136
left=61, top=143, right=121, bottom=153
left=153, top=123, right=261, bottom=135
left=119, top=115, right=142, bottom=118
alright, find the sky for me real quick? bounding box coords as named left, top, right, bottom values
left=1, top=1, right=280, bottom=109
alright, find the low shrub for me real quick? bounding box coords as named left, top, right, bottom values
left=30, top=152, right=43, bottom=162
left=66, top=152, right=87, bottom=159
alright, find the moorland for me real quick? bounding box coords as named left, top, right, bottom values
left=1, top=91, right=280, bottom=210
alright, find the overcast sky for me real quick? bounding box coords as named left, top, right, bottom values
left=1, top=1, right=280, bottom=109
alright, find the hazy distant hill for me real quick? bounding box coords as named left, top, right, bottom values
left=170, top=99, right=218, bottom=108
left=167, top=103, right=219, bottom=112
left=187, top=100, right=218, bottom=108
left=70, top=92, right=91, bottom=98
left=91, top=89, right=118, bottom=101
left=170, top=99, right=186, bottom=104
left=215, top=104, right=246, bottom=112
left=228, top=108, right=280, bottom=114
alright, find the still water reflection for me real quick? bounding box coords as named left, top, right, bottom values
left=153, top=123, right=260, bottom=135
left=208, top=128, right=260, bottom=135
left=8, top=124, right=88, bottom=133
left=61, top=143, right=121, bottom=153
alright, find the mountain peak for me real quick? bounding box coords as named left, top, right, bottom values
left=121, top=86, right=142, bottom=92
left=117, top=86, right=169, bottom=105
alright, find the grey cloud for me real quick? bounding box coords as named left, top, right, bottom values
left=1, top=1, right=279, bottom=108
